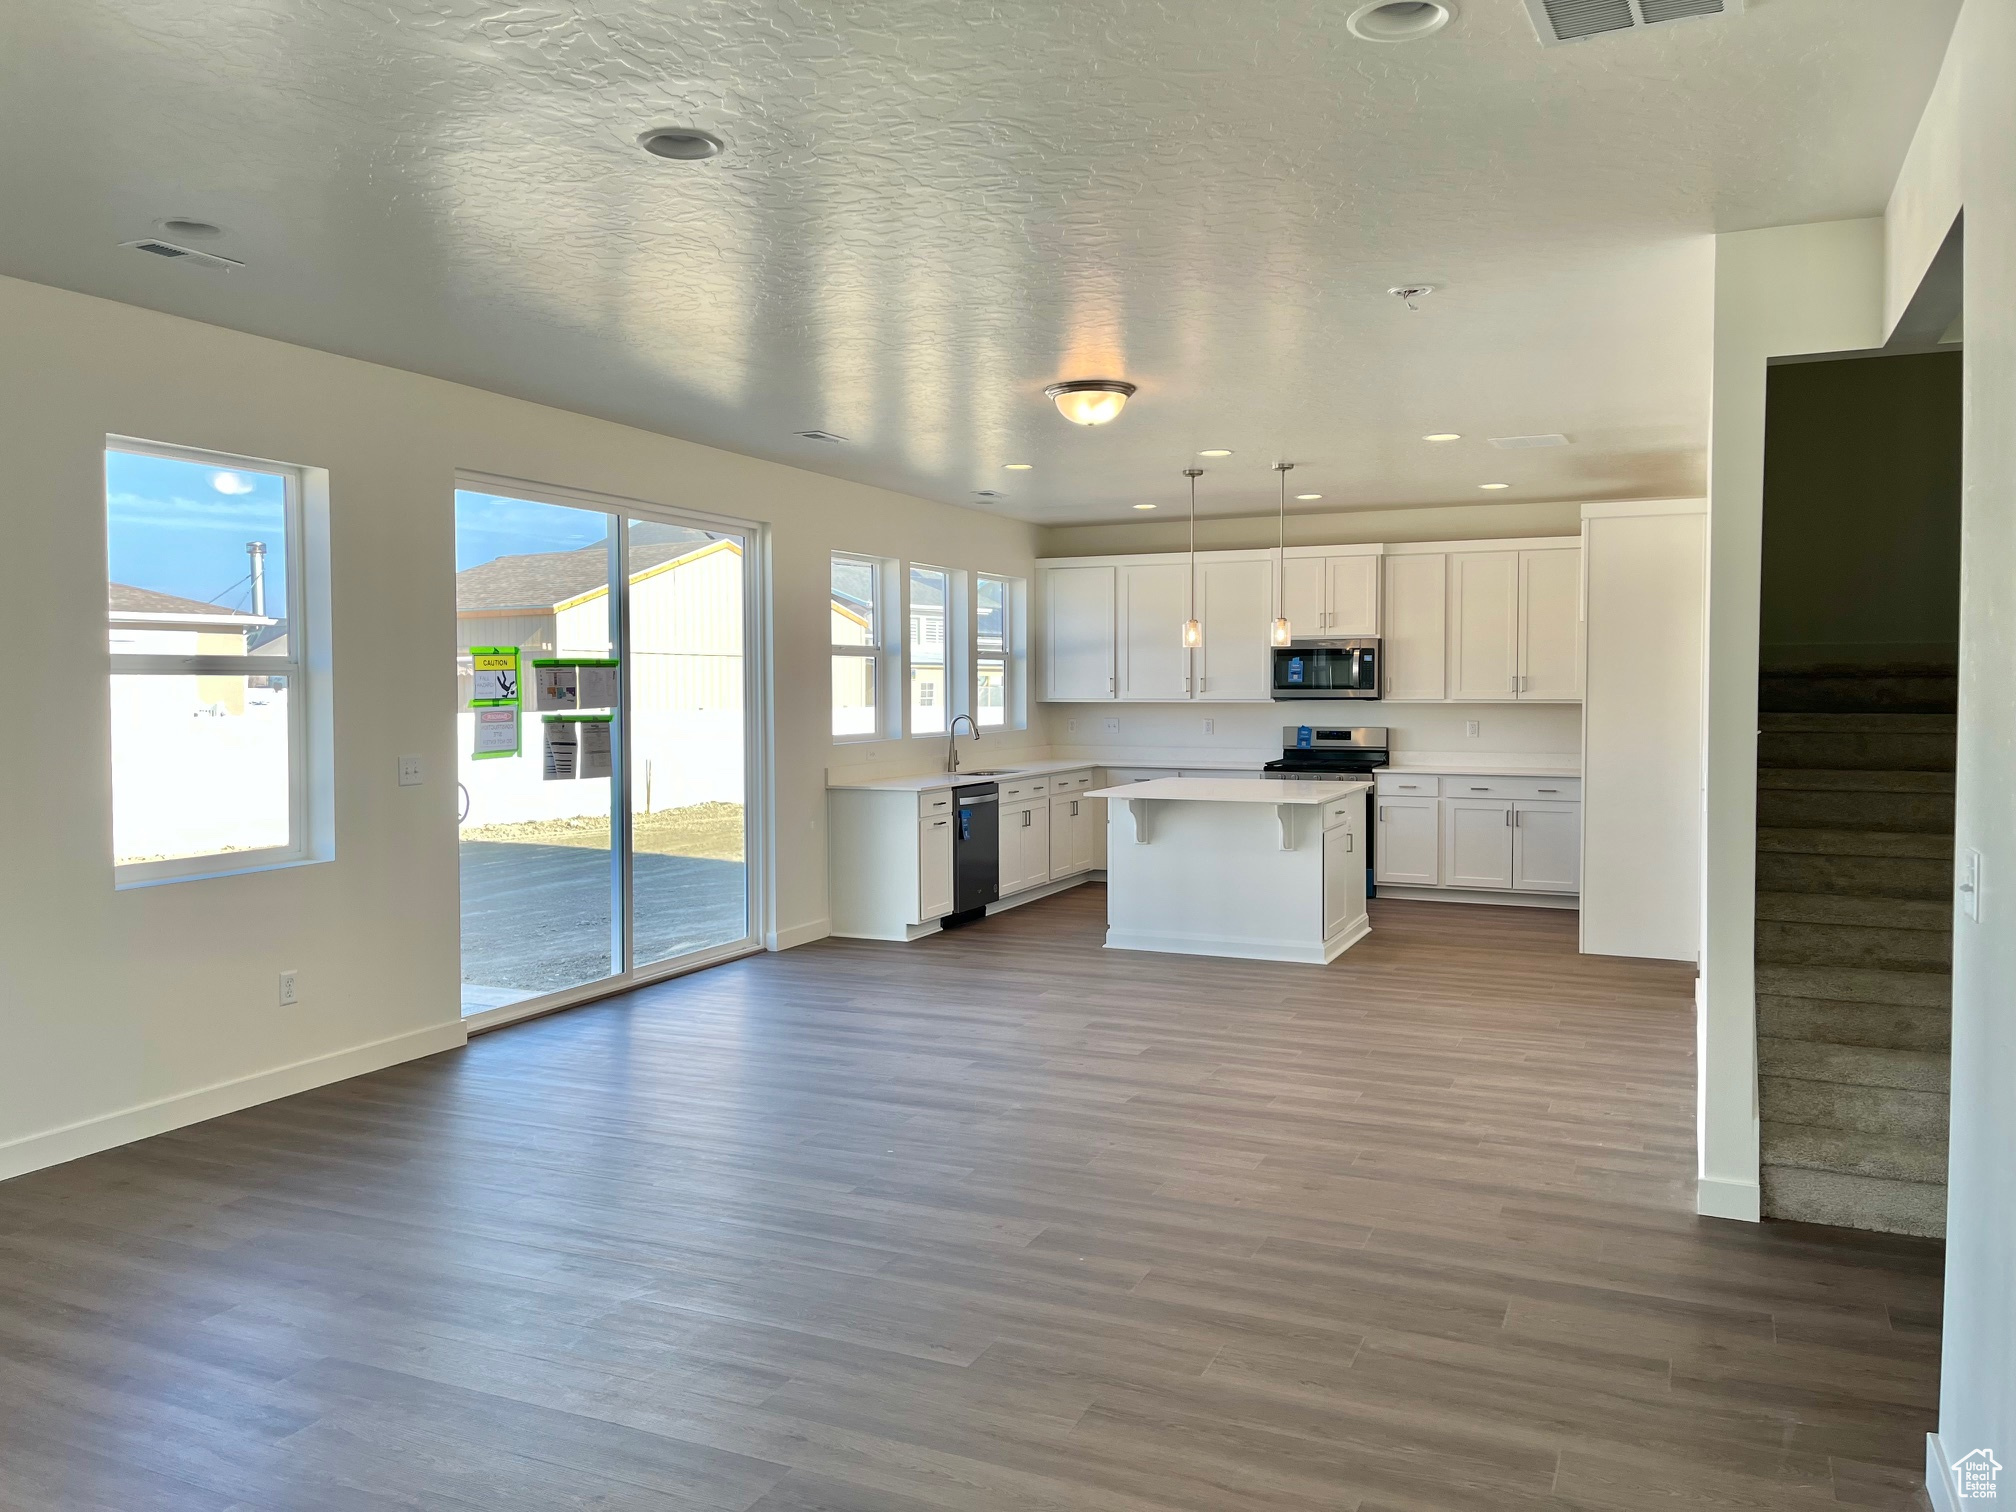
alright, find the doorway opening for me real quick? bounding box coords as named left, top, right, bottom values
left=453, top=481, right=763, bottom=1023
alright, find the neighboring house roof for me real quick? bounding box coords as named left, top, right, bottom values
left=109, top=583, right=262, bottom=617
left=456, top=536, right=738, bottom=614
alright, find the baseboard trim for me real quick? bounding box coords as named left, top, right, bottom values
left=1104, top=920, right=1365, bottom=965
left=1697, top=1175, right=1762, bottom=1222
left=987, top=874, right=1092, bottom=915
left=767, top=918, right=831, bottom=951
left=0, top=1021, right=468, bottom=1184
left=1374, top=885, right=1578, bottom=911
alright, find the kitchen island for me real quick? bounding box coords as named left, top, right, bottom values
left=1084, top=777, right=1372, bottom=965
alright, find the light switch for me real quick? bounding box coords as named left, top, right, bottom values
left=397, top=754, right=424, bottom=786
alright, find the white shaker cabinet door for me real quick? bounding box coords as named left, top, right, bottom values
left=1442, top=797, right=1515, bottom=888
left=1513, top=801, right=1581, bottom=892
left=1447, top=550, right=1521, bottom=701
left=1195, top=556, right=1273, bottom=700
left=1044, top=565, right=1116, bottom=701
left=1518, top=548, right=1583, bottom=700
left=1374, top=796, right=1440, bottom=885
left=1325, top=554, right=1380, bottom=638
left=918, top=816, right=955, bottom=920
left=1322, top=817, right=1366, bottom=938
left=1381, top=553, right=1446, bottom=700
left=1118, top=562, right=1192, bottom=700
left=1280, top=556, right=1327, bottom=636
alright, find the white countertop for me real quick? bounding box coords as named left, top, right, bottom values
left=1379, top=759, right=1581, bottom=778
left=1087, top=777, right=1372, bottom=804
left=826, top=757, right=1257, bottom=793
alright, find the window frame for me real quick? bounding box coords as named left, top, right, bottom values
left=907, top=562, right=953, bottom=739
left=975, top=571, right=1028, bottom=731
left=107, top=437, right=312, bottom=886
left=830, top=550, right=888, bottom=742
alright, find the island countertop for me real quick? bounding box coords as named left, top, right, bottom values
left=1086, top=777, right=1371, bottom=804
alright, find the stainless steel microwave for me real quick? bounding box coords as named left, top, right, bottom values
left=1271, top=638, right=1381, bottom=700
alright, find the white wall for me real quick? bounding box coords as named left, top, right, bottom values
left=0, top=274, right=1049, bottom=1180
left=1699, top=219, right=1887, bottom=1224
left=1579, top=501, right=1705, bottom=963
left=1889, top=3, right=2016, bottom=1500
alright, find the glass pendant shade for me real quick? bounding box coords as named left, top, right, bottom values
left=1270, top=616, right=1293, bottom=646
left=1181, top=617, right=1203, bottom=649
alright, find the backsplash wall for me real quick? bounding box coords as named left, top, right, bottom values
left=1044, top=699, right=1582, bottom=766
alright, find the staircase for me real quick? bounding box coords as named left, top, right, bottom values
left=1753, top=667, right=1956, bottom=1239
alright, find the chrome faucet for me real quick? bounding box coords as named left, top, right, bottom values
left=946, top=713, right=980, bottom=773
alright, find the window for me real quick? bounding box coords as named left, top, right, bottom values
left=908, top=565, right=948, bottom=735
left=831, top=552, right=881, bottom=738
left=976, top=574, right=1009, bottom=728
left=107, top=441, right=311, bottom=882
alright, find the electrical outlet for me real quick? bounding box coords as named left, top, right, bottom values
left=1202, top=718, right=1215, bottom=735
left=1960, top=847, right=1982, bottom=921
left=1067, top=718, right=1079, bottom=734
left=1102, top=717, right=1120, bottom=735
left=397, top=753, right=424, bottom=786
left=1465, top=720, right=1481, bottom=738
left=277, top=970, right=299, bottom=1006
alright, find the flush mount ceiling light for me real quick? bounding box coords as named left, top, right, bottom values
left=1045, top=379, right=1135, bottom=426
left=1479, top=482, right=1511, bottom=490
left=638, top=127, right=725, bottom=161
left=1347, top=1, right=1455, bottom=42
left=1198, top=448, right=1233, bottom=458
left=1423, top=432, right=1462, bottom=442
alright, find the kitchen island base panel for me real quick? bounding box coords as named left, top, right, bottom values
left=1105, top=915, right=1371, bottom=966
left=1375, top=883, right=1578, bottom=911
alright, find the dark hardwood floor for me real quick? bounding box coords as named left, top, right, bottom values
left=0, top=888, right=1943, bottom=1511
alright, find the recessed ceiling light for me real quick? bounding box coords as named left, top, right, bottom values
left=1198, top=448, right=1233, bottom=458
left=1479, top=482, right=1510, bottom=490
left=1045, top=379, right=1135, bottom=426
left=1423, top=433, right=1462, bottom=442
left=1003, top=463, right=1033, bottom=471
left=1133, top=503, right=1157, bottom=510
left=638, top=127, right=725, bottom=161
left=1347, top=2, right=1454, bottom=43
left=1296, top=493, right=1323, bottom=501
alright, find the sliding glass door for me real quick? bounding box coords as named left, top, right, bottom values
left=454, top=487, right=754, bottom=1018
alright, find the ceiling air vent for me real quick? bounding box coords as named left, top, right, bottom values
left=121, top=239, right=244, bottom=271
left=1524, top=0, right=1739, bottom=45
left=794, top=429, right=848, bottom=443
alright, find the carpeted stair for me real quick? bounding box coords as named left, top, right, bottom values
left=1754, top=673, right=1955, bottom=1239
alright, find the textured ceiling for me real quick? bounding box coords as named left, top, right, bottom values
left=0, top=0, right=1959, bottom=521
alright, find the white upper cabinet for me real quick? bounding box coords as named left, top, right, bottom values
left=1518, top=548, right=1583, bottom=700
left=1381, top=552, right=1447, bottom=701
left=1447, top=550, right=1522, bottom=701
left=1195, top=555, right=1273, bottom=701
left=1044, top=565, right=1115, bottom=701
left=1280, top=551, right=1378, bottom=638
left=1119, top=562, right=1192, bottom=701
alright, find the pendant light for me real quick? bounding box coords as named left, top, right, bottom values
left=1270, top=461, right=1294, bottom=647
left=1181, top=468, right=1204, bottom=649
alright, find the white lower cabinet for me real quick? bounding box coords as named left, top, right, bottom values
left=1374, top=796, right=1440, bottom=885
left=1372, top=772, right=1581, bottom=902
left=1001, top=796, right=1051, bottom=896
left=1321, top=809, right=1366, bottom=939
left=1443, top=799, right=1515, bottom=889
left=1512, top=800, right=1581, bottom=892
left=918, top=815, right=954, bottom=919
left=1049, top=793, right=1098, bottom=880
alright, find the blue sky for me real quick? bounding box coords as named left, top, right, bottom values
left=456, top=490, right=609, bottom=572
left=106, top=450, right=290, bottom=618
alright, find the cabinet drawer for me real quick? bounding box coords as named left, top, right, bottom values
left=918, top=789, right=957, bottom=817
left=1442, top=776, right=1581, bottom=801
left=1322, top=792, right=1363, bottom=830
left=1052, top=770, right=1094, bottom=791
left=1375, top=773, right=1441, bottom=797
left=1001, top=778, right=1050, bottom=801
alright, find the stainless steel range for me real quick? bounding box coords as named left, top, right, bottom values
left=1264, top=726, right=1387, bottom=894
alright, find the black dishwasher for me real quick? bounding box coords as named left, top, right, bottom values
left=946, top=783, right=999, bottom=926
